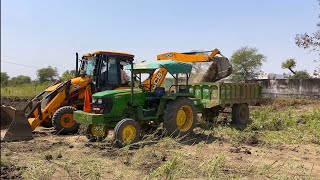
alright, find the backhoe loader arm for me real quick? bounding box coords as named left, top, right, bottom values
left=143, top=48, right=232, bottom=90
left=156, top=48, right=224, bottom=62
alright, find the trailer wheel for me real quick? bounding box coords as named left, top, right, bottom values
left=114, top=118, right=141, bottom=147
left=163, top=98, right=196, bottom=137
left=52, top=106, right=80, bottom=134
left=232, top=103, right=249, bottom=125
left=86, top=124, right=109, bottom=142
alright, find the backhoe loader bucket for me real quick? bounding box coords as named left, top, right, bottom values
left=1, top=105, right=33, bottom=142
left=202, top=57, right=232, bottom=82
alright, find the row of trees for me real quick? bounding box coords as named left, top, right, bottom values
left=1, top=67, right=76, bottom=86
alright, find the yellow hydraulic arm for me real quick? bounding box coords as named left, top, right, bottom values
left=143, top=49, right=230, bottom=89
left=156, top=48, right=225, bottom=62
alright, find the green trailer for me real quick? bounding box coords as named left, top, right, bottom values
left=74, top=60, right=262, bottom=146
left=190, top=82, right=261, bottom=124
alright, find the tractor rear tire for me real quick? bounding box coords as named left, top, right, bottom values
left=163, top=98, right=196, bottom=137
left=231, top=103, right=249, bottom=125
left=86, top=124, right=109, bottom=142
left=52, top=106, right=80, bottom=134
left=114, top=118, right=141, bottom=147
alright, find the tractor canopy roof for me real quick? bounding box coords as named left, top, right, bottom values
left=125, top=60, right=193, bottom=74
left=82, top=50, right=134, bottom=59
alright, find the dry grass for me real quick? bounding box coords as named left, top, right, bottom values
left=1, top=98, right=320, bottom=179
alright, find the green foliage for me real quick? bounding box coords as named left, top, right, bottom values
left=150, top=152, right=183, bottom=180
left=281, top=58, right=296, bottom=74
left=1, top=72, right=9, bottom=85
left=250, top=107, right=320, bottom=144
left=295, top=1, right=320, bottom=70
left=10, top=75, right=32, bottom=85
left=1, top=83, right=49, bottom=97
left=61, top=70, right=76, bottom=81
left=282, top=59, right=311, bottom=79
left=291, top=70, right=310, bottom=79
left=36, top=66, right=58, bottom=83
left=200, top=154, right=225, bottom=179
left=230, top=46, right=266, bottom=82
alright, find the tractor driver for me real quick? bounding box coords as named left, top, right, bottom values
left=120, top=65, right=129, bottom=85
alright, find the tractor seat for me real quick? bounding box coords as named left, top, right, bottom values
left=145, top=87, right=166, bottom=102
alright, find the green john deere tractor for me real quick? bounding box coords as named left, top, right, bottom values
left=73, top=60, right=262, bottom=147
left=74, top=60, right=197, bottom=146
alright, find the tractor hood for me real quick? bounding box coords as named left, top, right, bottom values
left=92, top=89, right=142, bottom=98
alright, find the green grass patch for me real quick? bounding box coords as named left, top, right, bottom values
left=1, top=83, right=50, bottom=98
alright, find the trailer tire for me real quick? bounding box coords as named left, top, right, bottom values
left=163, top=98, right=196, bottom=137
left=232, top=103, right=249, bottom=125
left=52, top=106, right=80, bottom=134
left=114, top=118, right=141, bottom=147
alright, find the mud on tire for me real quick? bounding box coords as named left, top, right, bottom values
left=52, top=106, right=80, bottom=134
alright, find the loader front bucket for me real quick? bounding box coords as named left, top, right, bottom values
left=1, top=105, right=33, bottom=142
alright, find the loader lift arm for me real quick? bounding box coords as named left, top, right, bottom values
left=143, top=48, right=232, bottom=90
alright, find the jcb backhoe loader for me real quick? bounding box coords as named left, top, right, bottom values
left=1, top=51, right=134, bottom=141
left=142, top=48, right=232, bottom=89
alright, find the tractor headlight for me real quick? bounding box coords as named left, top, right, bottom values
left=92, top=98, right=113, bottom=114
left=92, top=98, right=97, bottom=103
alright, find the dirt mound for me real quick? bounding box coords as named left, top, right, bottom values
left=0, top=163, right=24, bottom=180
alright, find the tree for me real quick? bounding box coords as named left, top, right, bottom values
left=295, top=1, right=320, bottom=71
left=37, top=66, right=58, bottom=83
left=292, top=71, right=310, bottom=79
left=61, top=70, right=76, bottom=81
left=1, top=72, right=9, bottom=85
left=10, top=75, right=32, bottom=85
left=281, top=58, right=311, bottom=79
left=281, top=58, right=297, bottom=74
left=230, top=47, right=266, bottom=82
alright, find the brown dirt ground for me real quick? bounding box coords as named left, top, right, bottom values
left=1, top=97, right=320, bottom=179
left=1, top=131, right=319, bottom=179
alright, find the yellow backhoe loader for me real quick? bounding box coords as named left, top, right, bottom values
left=143, top=48, right=232, bottom=89
left=1, top=51, right=134, bottom=141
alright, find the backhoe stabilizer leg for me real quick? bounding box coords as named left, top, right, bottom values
left=1, top=106, right=33, bottom=142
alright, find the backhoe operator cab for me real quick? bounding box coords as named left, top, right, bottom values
left=0, top=50, right=134, bottom=142
left=78, top=51, right=133, bottom=91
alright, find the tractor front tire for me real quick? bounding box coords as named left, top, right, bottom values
left=231, top=103, right=250, bottom=125
left=86, top=124, right=109, bottom=142
left=52, top=106, right=80, bottom=134
left=114, top=118, right=141, bottom=147
left=163, top=98, right=196, bottom=137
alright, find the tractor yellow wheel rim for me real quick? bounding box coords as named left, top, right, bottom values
left=91, top=125, right=106, bottom=137
left=121, top=125, right=136, bottom=144
left=60, top=114, right=74, bottom=128
left=176, top=105, right=193, bottom=132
